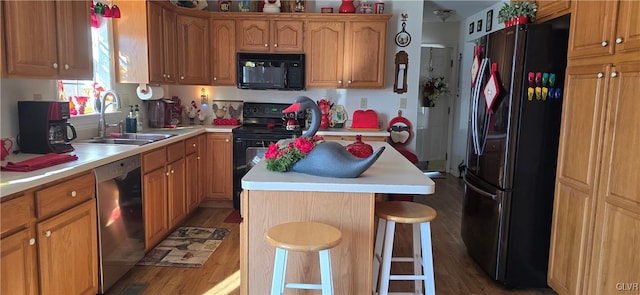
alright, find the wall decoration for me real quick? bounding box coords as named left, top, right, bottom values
left=395, top=14, right=411, bottom=47
left=477, top=19, right=483, bottom=32
left=486, top=10, right=493, bottom=32
left=393, top=51, right=409, bottom=94
left=469, top=22, right=474, bottom=34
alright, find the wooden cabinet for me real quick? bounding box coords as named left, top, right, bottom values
left=211, top=19, right=236, bottom=85
left=568, top=0, right=640, bottom=59
left=237, top=19, right=303, bottom=53
left=1, top=172, right=98, bottom=295
left=534, top=0, right=570, bottom=23
left=176, top=14, right=211, bottom=84
left=3, top=0, right=93, bottom=79
left=305, top=16, right=389, bottom=89
left=185, top=135, right=204, bottom=211
left=205, top=133, right=233, bottom=200
left=142, top=164, right=169, bottom=250
left=147, top=1, right=177, bottom=84
left=115, top=1, right=209, bottom=85
left=167, top=141, right=186, bottom=229
left=37, top=200, right=98, bottom=295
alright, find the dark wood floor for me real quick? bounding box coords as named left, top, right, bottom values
left=107, top=174, right=557, bottom=295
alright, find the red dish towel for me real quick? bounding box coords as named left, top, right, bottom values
left=1, top=153, right=78, bottom=172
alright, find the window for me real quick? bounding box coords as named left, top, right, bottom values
left=58, top=16, right=116, bottom=116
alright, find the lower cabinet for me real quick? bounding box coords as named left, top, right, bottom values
left=205, top=133, right=233, bottom=200
left=1, top=172, right=98, bottom=295
left=142, top=165, right=169, bottom=250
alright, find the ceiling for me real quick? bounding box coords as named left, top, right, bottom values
left=423, top=0, right=499, bottom=22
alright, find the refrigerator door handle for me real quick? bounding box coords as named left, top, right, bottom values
left=464, top=179, right=497, bottom=200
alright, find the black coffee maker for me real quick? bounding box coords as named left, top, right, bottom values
left=18, top=101, right=77, bottom=154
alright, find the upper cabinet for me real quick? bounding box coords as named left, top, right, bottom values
left=305, top=15, right=390, bottom=89
left=568, top=0, right=640, bottom=59
left=3, top=0, right=93, bottom=79
left=115, top=1, right=209, bottom=85
left=534, top=0, right=570, bottom=23
left=211, top=19, right=236, bottom=85
left=237, top=19, right=303, bottom=53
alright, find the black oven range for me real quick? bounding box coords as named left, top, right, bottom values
left=232, top=102, right=307, bottom=209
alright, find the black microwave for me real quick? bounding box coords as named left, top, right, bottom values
left=237, top=53, right=305, bottom=90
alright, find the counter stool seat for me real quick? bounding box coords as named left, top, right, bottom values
left=373, top=201, right=437, bottom=295
left=266, top=221, right=342, bottom=295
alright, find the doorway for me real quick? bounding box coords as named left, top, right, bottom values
left=416, top=46, right=453, bottom=172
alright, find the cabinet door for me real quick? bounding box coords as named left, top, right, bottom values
left=168, top=158, right=187, bottom=228
left=185, top=152, right=200, bottom=211
left=177, top=15, right=210, bottom=84
left=143, top=167, right=168, bottom=250
left=568, top=1, right=618, bottom=59
left=305, top=21, right=345, bottom=88
left=147, top=2, right=167, bottom=83
left=237, top=20, right=270, bottom=52
left=272, top=20, right=303, bottom=52
left=3, top=1, right=58, bottom=78
left=548, top=64, right=609, bottom=295
left=197, top=134, right=207, bottom=203
left=37, top=200, right=98, bottom=295
left=534, top=0, right=570, bottom=23
left=205, top=133, right=233, bottom=199
left=211, top=19, right=236, bottom=85
left=615, top=0, right=640, bottom=54
left=55, top=0, right=93, bottom=79
left=1, top=228, right=38, bottom=295
left=587, top=61, right=640, bottom=294
left=344, top=21, right=386, bottom=88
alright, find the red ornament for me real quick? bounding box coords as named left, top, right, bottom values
left=346, top=135, right=373, bottom=158
left=339, top=0, right=356, bottom=13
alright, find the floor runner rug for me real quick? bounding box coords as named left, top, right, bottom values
left=137, top=227, right=230, bottom=268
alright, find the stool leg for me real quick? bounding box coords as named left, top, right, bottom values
left=319, top=249, right=334, bottom=295
left=379, top=220, right=396, bottom=295
left=271, top=248, right=288, bottom=295
left=413, top=223, right=423, bottom=294
left=420, top=222, right=435, bottom=295
left=372, top=217, right=386, bottom=294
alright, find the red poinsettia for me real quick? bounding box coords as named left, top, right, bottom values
left=265, top=136, right=324, bottom=172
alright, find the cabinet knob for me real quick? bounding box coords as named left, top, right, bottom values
left=52, top=63, right=58, bottom=69
left=274, top=43, right=278, bottom=48
left=597, top=72, right=604, bottom=78
left=601, top=41, right=608, bottom=47
left=192, top=143, right=197, bottom=147
left=163, top=74, right=167, bottom=78
left=213, top=77, right=217, bottom=81
left=348, top=80, right=352, bottom=84
left=45, top=230, right=52, bottom=238
left=615, top=37, right=623, bottom=44
left=197, top=156, right=200, bottom=160
left=167, top=74, right=171, bottom=79
left=610, top=72, right=618, bottom=78
left=171, top=169, right=175, bottom=174
left=64, top=64, right=69, bottom=70
left=70, top=190, right=77, bottom=197
left=225, top=138, right=229, bottom=143
left=338, top=80, right=342, bottom=84
left=264, top=43, right=268, bottom=47
left=29, top=238, right=36, bottom=246
left=166, top=172, right=170, bottom=176
left=180, top=76, right=185, bottom=80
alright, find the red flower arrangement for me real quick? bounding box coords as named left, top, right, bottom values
left=265, top=136, right=324, bottom=172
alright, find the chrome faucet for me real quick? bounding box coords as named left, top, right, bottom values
left=97, top=90, right=122, bottom=138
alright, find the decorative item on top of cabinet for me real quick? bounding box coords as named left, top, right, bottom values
left=3, top=0, right=93, bottom=79
left=236, top=19, right=303, bottom=52
left=568, top=0, right=640, bottom=59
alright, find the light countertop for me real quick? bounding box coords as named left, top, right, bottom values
left=242, top=141, right=434, bottom=195
left=314, top=128, right=390, bottom=137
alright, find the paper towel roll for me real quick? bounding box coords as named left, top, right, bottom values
left=136, top=85, right=164, bottom=100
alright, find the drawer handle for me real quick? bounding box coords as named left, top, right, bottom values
left=29, top=238, right=36, bottom=246
left=45, top=230, right=52, bottom=238
left=70, top=190, right=77, bottom=197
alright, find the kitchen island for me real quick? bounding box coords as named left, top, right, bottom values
left=240, top=141, right=434, bottom=294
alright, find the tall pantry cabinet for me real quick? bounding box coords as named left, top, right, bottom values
left=547, top=1, right=640, bottom=294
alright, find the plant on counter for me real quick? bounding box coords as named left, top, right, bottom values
left=265, top=136, right=325, bottom=172
left=421, top=76, right=449, bottom=107
left=498, top=1, right=537, bottom=27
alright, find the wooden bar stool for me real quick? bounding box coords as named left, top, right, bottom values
left=372, top=201, right=437, bottom=295
left=265, top=221, right=342, bottom=295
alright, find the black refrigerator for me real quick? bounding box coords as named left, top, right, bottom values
left=461, top=15, right=570, bottom=288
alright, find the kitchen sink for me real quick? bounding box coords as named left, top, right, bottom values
left=77, top=133, right=177, bottom=146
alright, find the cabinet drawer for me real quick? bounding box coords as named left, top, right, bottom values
left=143, top=147, right=167, bottom=173
left=167, top=141, right=185, bottom=162
left=36, top=172, right=95, bottom=218
left=1, top=193, right=35, bottom=236
left=185, top=137, right=198, bottom=155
